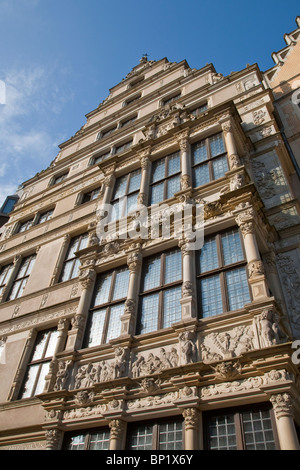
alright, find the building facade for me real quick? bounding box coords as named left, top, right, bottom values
left=0, top=19, right=300, bottom=451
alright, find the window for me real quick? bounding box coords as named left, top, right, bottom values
left=124, top=94, right=141, bottom=106
left=52, top=172, right=68, bottom=185
left=120, top=115, right=137, bottom=128
left=149, top=152, right=181, bottom=205
left=196, top=229, right=250, bottom=318
left=191, top=132, right=228, bottom=187
left=0, top=263, right=14, bottom=297
left=60, top=234, right=89, bottom=282
left=17, top=218, right=34, bottom=233
left=97, top=125, right=117, bottom=140
left=114, top=140, right=133, bottom=154
left=63, top=428, right=110, bottom=450
left=137, top=249, right=182, bottom=335
left=8, top=254, right=36, bottom=301
left=84, top=266, right=130, bottom=347
left=128, top=76, right=144, bottom=88
left=191, top=103, right=208, bottom=116
left=81, top=187, right=101, bottom=204
left=162, top=93, right=181, bottom=107
left=204, top=406, right=278, bottom=450
left=37, top=208, right=54, bottom=224
left=127, top=418, right=183, bottom=450
left=109, top=169, right=141, bottom=221
left=19, top=329, right=59, bottom=399
left=93, top=151, right=111, bottom=165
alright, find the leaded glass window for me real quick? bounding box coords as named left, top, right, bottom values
left=137, top=249, right=182, bottom=334
left=205, top=406, right=278, bottom=450
left=8, top=254, right=36, bottom=301
left=81, top=187, right=101, bottom=204
left=60, top=233, right=89, bottom=282
left=19, top=329, right=59, bottom=399
left=63, top=428, right=110, bottom=450
left=127, top=418, right=183, bottom=450
left=196, top=228, right=250, bottom=318
left=84, top=267, right=130, bottom=347
left=110, top=169, right=142, bottom=221
left=192, top=132, right=228, bottom=187
left=149, top=152, right=181, bottom=205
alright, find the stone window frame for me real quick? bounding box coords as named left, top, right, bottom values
left=203, top=403, right=280, bottom=450
left=136, top=247, right=182, bottom=335
left=195, top=227, right=251, bottom=318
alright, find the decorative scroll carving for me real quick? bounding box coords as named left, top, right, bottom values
left=200, top=326, right=255, bottom=363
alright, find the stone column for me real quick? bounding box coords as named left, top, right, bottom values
left=178, top=237, right=196, bottom=319
left=235, top=207, right=270, bottom=300
left=270, top=393, right=300, bottom=450
left=182, top=408, right=201, bottom=450
left=45, top=428, right=64, bottom=450
left=65, top=266, right=97, bottom=351
left=220, top=118, right=242, bottom=170
left=121, top=248, right=142, bottom=336
left=137, top=150, right=151, bottom=207
left=177, top=132, right=192, bottom=191
left=109, top=419, right=127, bottom=450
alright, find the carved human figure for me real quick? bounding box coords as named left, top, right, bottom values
left=179, top=331, right=197, bottom=364
left=54, top=360, right=72, bottom=391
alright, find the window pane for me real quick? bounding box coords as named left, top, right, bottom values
left=60, top=260, right=73, bottom=282
left=152, top=159, right=165, bottom=182
left=8, top=279, right=22, bottom=300
left=32, top=331, right=49, bottom=361
left=0, top=264, right=13, bottom=286
left=128, top=424, right=153, bottom=450
left=209, top=133, right=226, bottom=157
left=112, top=268, right=130, bottom=300
left=66, top=434, right=86, bottom=450
left=200, top=275, right=223, bottom=317
left=164, top=250, right=182, bottom=284
left=221, top=230, right=244, bottom=265
left=34, top=361, right=50, bottom=395
left=106, top=304, right=124, bottom=342
left=150, top=182, right=165, bottom=205
left=93, top=273, right=113, bottom=306
left=198, top=237, right=218, bottom=273
left=226, top=267, right=250, bottom=311
left=192, top=141, right=207, bottom=164
left=167, top=153, right=180, bottom=176
left=45, top=330, right=59, bottom=357
left=159, top=420, right=183, bottom=450
left=85, top=308, right=106, bottom=347
left=166, top=175, right=180, bottom=199
left=129, top=169, right=142, bottom=193
left=207, top=414, right=237, bottom=450
left=21, top=364, right=39, bottom=398
left=89, top=430, right=110, bottom=450
left=113, top=175, right=128, bottom=199
left=193, top=163, right=210, bottom=187
left=242, top=409, right=276, bottom=450
left=142, top=256, right=161, bottom=291
left=78, top=234, right=89, bottom=251
left=139, top=293, right=159, bottom=334
left=212, top=155, right=228, bottom=180
left=163, top=287, right=182, bottom=328
left=126, top=193, right=139, bottom=215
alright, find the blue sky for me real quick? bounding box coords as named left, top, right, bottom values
left=0, top=0, right=299, bottom=206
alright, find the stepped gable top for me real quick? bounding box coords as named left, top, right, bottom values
left=264, top=16, right=300, bottom=84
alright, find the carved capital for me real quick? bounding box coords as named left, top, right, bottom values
left=127, top=251, right=142, bottom=273
left=180, top=174, right=192, bottom=191
left=182, top=408, right=201, bottom=430
left=270, top=393, right=294, bottom=419
left=45, top=429, right=63, bottom=450
left=79, top=268, right=96, bottom=290
left=248, top=260, right=265, bottom=278
left=109, top=419, right=126, bottom=440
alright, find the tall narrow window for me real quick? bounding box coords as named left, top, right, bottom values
left=204, top=406, right=279, bottom=450
left=17, top=218, right=34, bottom=233
left=8, top=254, right=36, bottom=301
left=63, top=428, right=110, bottom=450
left=196, top=228, right=250, bottom=318
left=192, top=132, right=228, bottom=187
left=137, top=249, right=182, bottom=335
left=19, top=328, right=59, bottom=399
left=127, top=418, right=183, bottom=450
left=60, top=234, right=89, bottom=282
left=0, top=263, right=14, bottom=298
left=149, top=153, right=181, bottom=205
left=110, top=169, right=141, bottom=221
left=37, top=208, right=54, bottom=224
left=84, top=267, right=130, bottom=347
left=81, top=187, right=101, bottom=204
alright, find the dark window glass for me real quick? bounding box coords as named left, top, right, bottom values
left=137, top=249, right=182, bottom=334
left=53, top=173, right=68, bottom=185
left=192, top=133, right=228, bottom=187
left=81, top=187, right=101, bottom=204
left=0, top=263, right=14, bottom=297
left=60, top=234, right=89, bottom=282
left=110, top=169, right=141, bottom=221
left=17, top=218, right=34, bottom=233
left=149, top=153, right=181, bottom=205
left=196, top=229, right=250, bottom=318
left=84, top=267, right=130, bottom=347
left=8, top=254, right=36, bottom=300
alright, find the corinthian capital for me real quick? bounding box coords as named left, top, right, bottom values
left=109, top=419, right=126, bottom=440
left=182, top=408, right=201, bottom=430
left=270, top=393, right=294, bottom=419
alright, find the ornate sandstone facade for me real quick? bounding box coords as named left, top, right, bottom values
left=0, top=19, right=300, bottom=451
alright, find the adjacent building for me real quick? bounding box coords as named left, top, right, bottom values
left=0, top=18, right=300, bottom=451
